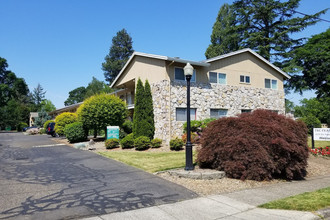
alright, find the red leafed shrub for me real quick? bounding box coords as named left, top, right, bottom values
left=197, top=109, right=309, bottom=181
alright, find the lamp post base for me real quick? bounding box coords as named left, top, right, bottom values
left=185, top=142, right=194, bottom=170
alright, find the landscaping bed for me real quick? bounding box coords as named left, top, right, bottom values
left=51, top=137, right=330, bottom=196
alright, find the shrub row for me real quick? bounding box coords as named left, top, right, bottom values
left=105, top=135, right=163, bottom=150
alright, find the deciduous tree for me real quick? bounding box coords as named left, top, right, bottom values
left=77, top=93, right=127, bottom=138
left=64, top=86, right=86, bottom=106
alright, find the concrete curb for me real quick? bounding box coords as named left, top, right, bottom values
left=317, top=208, right=330, bottom=219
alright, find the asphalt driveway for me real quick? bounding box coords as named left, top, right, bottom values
left=0, top=132, right=197, bottom=220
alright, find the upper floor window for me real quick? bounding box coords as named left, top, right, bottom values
left=176, top=108, right=196, bottom=121
left=210, top=109, right=227, bottom=119
left=240, top=75, right=250, bottom=84
left=175, top=67, right=196, bottom=82
left=209, top=72, right=226, bottom=85
left=265, top=79, right=277, bottom=90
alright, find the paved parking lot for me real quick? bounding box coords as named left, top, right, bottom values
left=0, top=132, right=197, bottom=220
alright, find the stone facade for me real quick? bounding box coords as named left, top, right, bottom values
left=152, top=80, right=285, bottom=143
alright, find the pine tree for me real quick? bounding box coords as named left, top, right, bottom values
left=32, top=83, right=46, bottom=111
left=133, top=78, right=145, bottom=138
left=231, top=0, right=327, bottom=63
left=144, top=80, right=155, bottom=139
left=205, top=3, right=241, bottom=59
left=102, top=29, right=134, bottom=84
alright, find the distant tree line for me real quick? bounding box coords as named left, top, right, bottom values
left=0, top=57, right=56, bottom=130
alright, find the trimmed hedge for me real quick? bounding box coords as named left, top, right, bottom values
left=55, top=112, right=78, bottom=136
left=197, top=109, right=309, bottom=181
left=64, top=122, right=86, bottom=143
left=151, top=138, right=162, bottom=148
left=105, top=138, right=120, bottom=149
left=170, top=138, right=184, bottom=151
left=134, top=136, right=150, bottom=151
left=120, top=133, right=134, bottom=149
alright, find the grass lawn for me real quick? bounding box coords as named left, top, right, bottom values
left=259, top=187, right=330, bottom=211
left=308, top=137, right=330, bottom=148
left=98, top=151, right=196, bottom=173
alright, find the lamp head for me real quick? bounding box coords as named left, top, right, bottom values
left=184, top=63, right=194, bottom=76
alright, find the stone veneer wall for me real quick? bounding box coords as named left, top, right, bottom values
left=152, top=80, right=285, bottom=143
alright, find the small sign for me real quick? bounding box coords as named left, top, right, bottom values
left=313, top=128, right=330, bottom=141
left=107, top=126, right=119, bottom=140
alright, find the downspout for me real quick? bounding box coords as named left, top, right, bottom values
left=167, top=61, right=175, bottom=141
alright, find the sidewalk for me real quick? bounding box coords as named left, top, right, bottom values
left=81, top=175, right=330, bottom=220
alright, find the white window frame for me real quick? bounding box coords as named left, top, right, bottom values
left=210, top=109, right=228, bottom=119
left=265, top=78, right=278, bottom=90
left=240, top=75, right=251, bottom=84
left=174, top=67, right=196, bottom=82
left=209, top=72, right=226, bottom=85
left=176, top=108, right=197, bottom=121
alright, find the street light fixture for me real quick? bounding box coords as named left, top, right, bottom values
left=184, top=63, right=194, bottom=170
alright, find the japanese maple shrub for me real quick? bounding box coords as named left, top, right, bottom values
left=197, top=109, right=309, bottom=181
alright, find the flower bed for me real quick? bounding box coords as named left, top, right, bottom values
left=310, top=146, right=330, bottom=157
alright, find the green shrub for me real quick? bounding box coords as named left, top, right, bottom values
left=119, top=128, right=127, bottom=139
left=151, top=138, right=162, bottom=148
left=183, top=120, right=202, bottom=133
left=122, top=120, right=133, bottom=134
left=39, top=128, right=46, bottom=134
left=43, top=120, right=55, bottom=130
left=105, top=138, right=120, bottom=149
left=77, top=93, right=127, bottom=138
left=64, top=122, right=86, bottom=143
left=197, top=109, right=309, bottom=181
left=134, top=136, right=151, bottom=151
left=17, top=122, right=28, bottom=132
left=170, top=138, right=184, bottom=151
left=200, top=118, right=217, bottom=129
left=55, top=112, right=78, bottom=136
left=298, top=114, right=322, bottom=135
left=120, top=133, right=135, bottom=149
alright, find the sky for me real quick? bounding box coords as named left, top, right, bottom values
left=1, top=0, right=329, bottom=109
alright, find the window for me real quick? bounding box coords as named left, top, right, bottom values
left=176, top=108, right=196, bottom=121
left=175, top=67, right=196, bottom=82
left=241, top=109, right=252, bottom=113
left=240, top=75, right=250, bottom=83
left=209, top=72, right=226, bottom=84
left=210, top=109, right=227, bottom=119
left=265, top=79, right=277, bottom=89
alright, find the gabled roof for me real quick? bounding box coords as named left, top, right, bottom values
left=204, top=48, right=290, bottom=79
left=110, top=52, right=210, bottom=88
left=48, top=102, right=83, bottom=115
left=110, top=48, right=290, bottom=88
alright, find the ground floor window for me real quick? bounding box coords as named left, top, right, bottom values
left=241, top=109, right=252, bottom=113
left=210, top=109, right=227, bottom=119
left=176, top=108, right=196, bottom=121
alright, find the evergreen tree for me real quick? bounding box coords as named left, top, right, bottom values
left=205, top=3, right=241, bottom=59
left=133, top=78, right=145, bottom=138
left=144, top=80, right=155, bottom=139
left=288, top=29, right=330, bottom=98
left=32, top=83, right=46, bottom=111
left=102, top=29, right=134, bottom=84
left=231, top=0, right=327, bottom=63
left=34, top=108, right=51, bottom=127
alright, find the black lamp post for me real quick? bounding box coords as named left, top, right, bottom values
left=184, top=63, right=194, bottom=170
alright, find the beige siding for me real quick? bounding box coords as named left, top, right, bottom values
left=115, top=56, right=168, bottom=88
left=207, top=52, right=284, bottom=90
